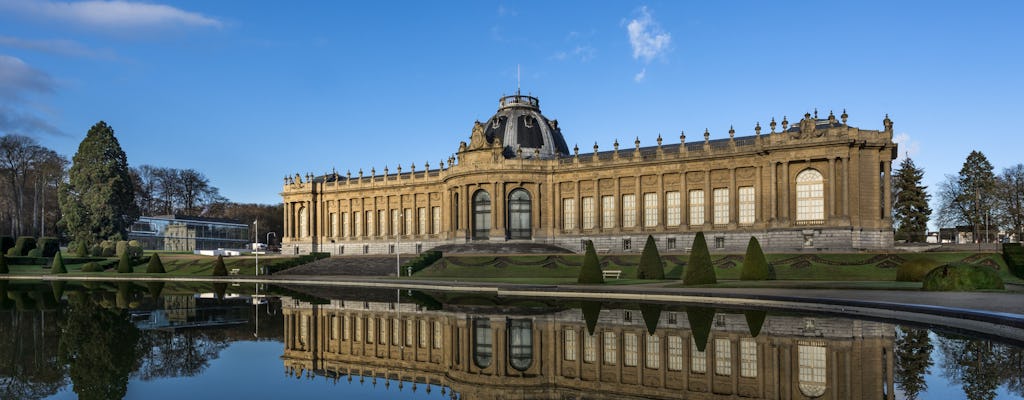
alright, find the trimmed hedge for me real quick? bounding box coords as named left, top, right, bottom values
left=740, top=237, right=771, bottom=281
left=922, top=263, right=1004, bottom=291
left=147, top=253, right=166, bottom=273
left=637, top=235, right=665, bottom=279
left=0, top=255, right=7, bottom=274
left=263, top=252, right=331, bottom=274
left=401, top=250, right=442, bottom=276
left=117, top=251, right=132, bottom=273
left=6, top=236, right=36, bottom=256
left=212, top=255, right=228, bottom=276
left=51, top=252, right=67, bottom=274
left=578, top=240, right=604, bottom=284
left=896, top=259, right=939, bottom=282
left=683, top=232, right=717, bottom=285
left=1003, top=243, right=1024, bottom=279
left=38, top=237, right=59, bottom=257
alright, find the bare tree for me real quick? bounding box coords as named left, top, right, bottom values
left=0, top=135, right=64, bottom=236
left=996, top=164, right=1024, bottom=242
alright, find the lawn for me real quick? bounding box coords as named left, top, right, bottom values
left=3, top=253, right=304, bottom=277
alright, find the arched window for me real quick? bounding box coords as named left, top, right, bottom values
left=796, top=169, right=824, bottom=222
left=508, top=189, right=531, bottom=239
left=473, top=190, right=491, bottom=240
left=508, top=319, right=533, bottom=371
left=798, top=343, right=827, bottom=397
left=298, top=207, right=308, bottom=237
left=473, top=318, right=492, bottom=368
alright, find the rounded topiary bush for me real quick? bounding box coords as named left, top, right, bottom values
left=921, top=263, right=1004, bottom=291
left=26, top=248, right=43, bottom=257
left=81, top=262, right=100, bottom=272
left=89, top=245, right=102, bottom=257
left=896, top=259, right=939, bottom=282
left=101, top=246, right=115, bottom=257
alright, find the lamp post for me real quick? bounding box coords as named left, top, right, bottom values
left=254, top=218, right=258, bottom=277
left=396, top=212, right=403, bottom=277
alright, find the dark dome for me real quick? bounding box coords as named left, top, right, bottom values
left=482, top=93, right=570, bottom=159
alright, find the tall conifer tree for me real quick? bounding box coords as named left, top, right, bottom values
left=893, top=157, right=932, bottom=242
left=59, top=121, right=138, bottom=246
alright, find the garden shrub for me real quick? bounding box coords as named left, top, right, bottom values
left=38, top=237, right=59, bottom=257
left=577, top=240, right=604, bottom=284
left=128, top=245, right=143, bottom=258
left=896, top=259, right=940, bottom=282
left=0, top=236, right=13, bottom=255
left=81, top=262, right=100, bottom=272
left=51, top=251, right=67, bottom=274
left=89, top=245, right=103, bottom=257
left=115, top=240, right=129, bottom=257
left=212, top=255, right=228, bottom=276
left=101, top=246, right=115, bottom=257
left=580, top=301, right=602, bottom=336
left=740, top=237, right=771, bottom=281
left=147, top=253, right=166, bottom=273
left=1003, top=243, right=1024, bottom=279
left=636, top=235, right=665, bottom=279
left=26, top=248, right=42, bottom=257
left=117, top=250, right=132, bottom=273
left=683, top=232, right=717, bottom=285
left=7, top=236, right=36, bottom=256
left=921, top=263, right=1004, bottom=291
left=74, top=241, right=88, bottom=257
left=687, top=306, right=715, bottom=352
left=401, top=251, right=442, bottom=276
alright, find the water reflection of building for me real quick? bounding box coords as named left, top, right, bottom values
left=128, top=215, right=250, bottom=251
left=280, top=296, right=896, bottom=399
left=131, top=294, right=254, bottom=330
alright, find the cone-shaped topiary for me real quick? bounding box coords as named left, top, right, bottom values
left=744, top=310, right=767, bottom=337
left=740, top=237, right=770, bottom=280
left=0, top=255, right=8, bottom=274
left=117, top=249, right=132, bottom=273
left=687, top=306, right=715, bottom=352
left=213, top=282, right=227, bottom=300
left=51, top=281, right=65, bottom=302
left=639, top=303, right=662, bottom=335
left=580, top=301, right=602, bottom=336
left=146, top=253, right=166, bottom=273
left=51, top=251, right=67, bottom=274
left=116, top=282, right=132, bottom=309
left=147, top=282, right=165, bottom=299
left=74, top=241, right=88, bottom=257
left=212, top=255, right=228, bottom=276
left=683, top=232, right=716, bottom=285
left=577, top=240, right=605, bottom=284
left=636, top=235, right=665, bottom=279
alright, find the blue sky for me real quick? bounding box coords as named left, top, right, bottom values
left=1, top=1, right=1022, bottom=214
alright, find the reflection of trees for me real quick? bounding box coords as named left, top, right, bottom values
left=937, top=334, right=1022, bottom=400
left=894, top=327, right=932, bottom=399
left=135, top=329, right=230, bottom=380
left=58, top=293, right=141, bottom=400
left=0, top=308, right=66, bottom=399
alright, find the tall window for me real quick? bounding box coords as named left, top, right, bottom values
left=473, top=318, right=493, bottom=368
left=391, top=318, right=400, bottom=344
left=645, top=335, right=660, bottom=369
left=404, top=208, right=413, bottom=235
left=355, top=317, right=363, bottom=342
left=343, top=316, right=351, bottom=340
left=666, top=191, right=681, bottom=226
left=713, top=188, right=729, bottom=225
left=433, top=321, right=442, bottom=349
left=354, top=212, right=362, bottom=237
left=342, top=212, right=350, bottom=237
left=431, top=206, right=441, bottom=234
left=508, top=320, right=533, bottom=371
left=603, top=332, right=617, bottom=365
left=581, top=197, right=595, bottom=229
left=366, top=211, right=374, bottom=236
left=689, top=190, right=705, bottom=226
left=380, top=318, right=388, bottom=344
left=419, top=320, right=428, bottom=348
left=715, top=338, right=732, bottom=375
left=622, top=194, right=636, bottom=228
left=417, top=207, right=426, bottom=235
left=405, top=320, right=414, bottom=346
left=508, top=189, right=531, bottom=239
left=298, top=207, right=307, bottom=237
left=473, top=190, right=491, bottom=240
left=564, top=329, right=578, bottom=361
left=691, top=338, right=707, bottom=373
left=624, top=333, right=638, bottom=367
left=601, top=195, right=615, bottom=228
left=379, top=210, right=387, bottom=236
left=366, top=317, right=375, bottom=343
left=739, top=186, right=755, bottom=224
left=643, top=193, right=658, bottom=227
left=391, top=209, right=400, bottom=236
left=798, top=343, right=827, bottom=397
left=584, top=333, right=597, bottom=363
left=668, top=336, right=683, bottom=371
left=562, top=198, right=576, bottom=230
left=329, top=213, right=337, bottom=237
left=796, top=169, right=825, bottom=222
left=740, top=338, right=757, bottom=378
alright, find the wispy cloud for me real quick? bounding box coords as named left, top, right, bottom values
left=0, top=35, right=116, bottom=59
left=0, top=55, right=55, bottom=100
left=0, top=0, right=222, bottom=31
left=0, top=105, right=66, bottom=137
left=893, top=132, right=920, bottom=163
left=627, top=6, right=671, bottom=62
left=634, top=68, right=646, bottom=82
left=552, top=45, right=596, bottom=63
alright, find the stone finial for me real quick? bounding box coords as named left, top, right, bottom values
left=439, top=159, right=444, bottom=169
left=770, top=117, right=776, bottom=133
left=828, top=110, right=836, bottom=123
left=657, top=133, right=663, bottom=147
left=729, top=125, right=735, bottom=139
left=613, top=139, right=619, bottom=151
left=383, top=166, right=389, bottom=177
left=358, top=168, right=363, bottom=178
left=347, top=170, right=351, bottom=179
left=883, top=114, right=893, bottom=131
left=534, top=148, right=540, bottom=158
left=841, top=109, right=848, bottom=124
left=424, top=161, right=430, bottom=170
left=781, top=116, right=789, bottom=130
left=680, top=130, right=686, bottom=143
left=371, top=167, right=376, bottom=176
left=755, top=122, right=761, bottom=136
left=410, top=163, right=416, bottom=172
left=814, top=108, right=818, bottom=119
left=703, top=128, right=710, bottom=143
left=593, top=142, right=599, bottom=153
left=573, top=144, right=579, bottom=156
left=516, top=145, right=523, bottom=159
left=634, top=136, right=641, bottom=150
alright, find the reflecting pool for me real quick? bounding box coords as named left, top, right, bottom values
left=0, top=280, right=1021, bottom=399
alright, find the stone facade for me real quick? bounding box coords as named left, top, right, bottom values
left=281, top=94, right=897, bottom=255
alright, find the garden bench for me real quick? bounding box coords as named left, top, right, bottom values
left=602, top=270, right=622, bottom=279
left=229, top=268, right=240, bottom=275
left=596, top=247, right=611, bottom=254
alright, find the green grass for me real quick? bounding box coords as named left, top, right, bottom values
left=2, top=253, right=306, bottom=277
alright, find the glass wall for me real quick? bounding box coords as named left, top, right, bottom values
left=128, top=216, right=250, bottom=251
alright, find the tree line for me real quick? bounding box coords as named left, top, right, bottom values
left=1, top=122, right=282, bottom=246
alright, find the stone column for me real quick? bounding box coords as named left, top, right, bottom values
left=769, top=162, right=777, bottom=222
left=729, top=168, right=737, bottom=226
left=883, top=157, right=892, bottom=222
left=828, top=158, right=836, bottom=218
left=782, top=162, right=790, bottom=222
left=843, top=156, right=851, bottom=218
left=704, top=169, right=712, bottom=228
left=755, top=165, right=763, bottom=224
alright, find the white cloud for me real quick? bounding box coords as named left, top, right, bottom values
left=634, top=68, right=646, bottom=82
left=0, top=35, right=115, bottom=59
left=0, top=55, right=55, bottom=100
left=893, top=132, right=920, bottom=163
left=627, top=6, right=671, bottom=63
left=0, top=0, right=222, bottom=30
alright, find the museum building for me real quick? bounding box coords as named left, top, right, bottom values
left=280, top=92, right=897, bottom=255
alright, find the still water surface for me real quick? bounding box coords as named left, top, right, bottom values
left=0, top=280, right=1021, bottom=400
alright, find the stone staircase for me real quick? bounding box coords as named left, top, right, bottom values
left=281, top=255, right=403, bottom=276
left=429, top=242, right=573, bottom=254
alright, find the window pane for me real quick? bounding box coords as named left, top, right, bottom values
left=713, top=188, right=729, bottom=225
left=715, top=338, right=731, bottom=375
left=646, top=335, right=660, bottom=369
left=796, top=170, right=825, bottom=222
left=625, top=332, right=638, bottom=367
left=689, top=190, right=705, bottom=226
left=582, top=197, right=595, bottom=229
left=643, top=193, right=658, bottom=227
left=622, top=194, right=636, bottom=228
left=691, top=337, right=707, bottom=373
left=668, top=336, right=683, bottom=371
left=563, top=198, right=576, bottom=230
left=739, top=186, right=755, bottom=224
left=602, top=196, right=615, bottom=228
left=603, top=331, right=617, bottom=365
left=740, top=338, right=757, bottom=378
left=564, top=329, right=578, bottom=361
left=666, top=191, right=681, bottom=226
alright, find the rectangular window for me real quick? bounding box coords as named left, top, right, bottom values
left=798, top=344, right=827, bottom=386
left=355, top=317, right=363, bottom=342
left=564, top=329, right=578, bottom=361
left=366, top=317, right=375, bottom=343
left=740, top=338, right=757, bottom=378
left=419, top=320, right=428, bottom=348
left=342, top=212, right=350, bottom=238
left=354, top=212, right=363, bottom=237
left=584, top=333, right=596, bottom=363
left=691, top=337, right=707, bottom=373
left=563, top=198, right=576, bottom=230
left=582, top=197, right=595, bottom=229
left=379, top=210, right=387, bottom=236
left=404, top=208, right=413, bottom=235
left=667, top=237, right=676, bottom=249
left=646, top=335, right=661, bottom=369
left=603, top=332, right=617, bottom=365
left=624, top=333, right=638, bottom=367
left=366, top=211, right=374, bottom=236
left=392, top=318, right=400, bottom=344
left=329, top=213, right=337, bottom=237
left=622, top=238, right=631, bottom=251
left=622, top=194, right=636, bottom=228
left=431, top=206, right=441, bottom=234
left=666, top=191, right=681, bottom=226
left=331, top=315, right=339, bottom=340
left=643, top=193, right=658, bottom=227
left=668, top=336, right=683, bottom=371
left=343, top=316, right=351, bottom=340
left=715, top=338, right=731, bottom=375
left=713, top=188, right=729, bottom=225
left=405, top=320, right=414, bottom=346
left=434, top=321, right=442, bottom=349
left=417, top=207, right=427, bottom=235
left=739, top=186, right=755, bottom=224
left=391, top=209, right=400, bottom=236
left=601, top=195, right=616, bottom=228
left=715, top=236, right=725, bottom=249
left=689, top=190, right=705, bottom=226
left=380, top=318, right=388, bottom=344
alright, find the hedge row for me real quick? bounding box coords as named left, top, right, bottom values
left=264, top=252, right=331, bottom=274
left=401, top=251, right=442, bottom=276
left=1004, top=243, right=1024, bottom=279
